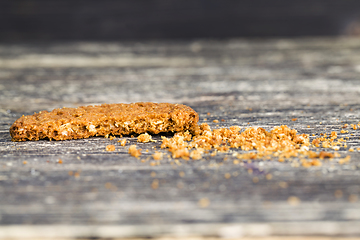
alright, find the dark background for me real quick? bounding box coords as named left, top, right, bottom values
left=1, top=0, right=360, bottom=41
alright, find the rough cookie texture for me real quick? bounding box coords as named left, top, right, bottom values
left=10, top=102, right=199, bottom=141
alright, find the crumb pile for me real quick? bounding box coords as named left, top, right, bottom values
left=127, top=122, right=353, bottom=167
left=161, top=123, right=313, bottom=161
left=10, top=102, right=199, bottom=141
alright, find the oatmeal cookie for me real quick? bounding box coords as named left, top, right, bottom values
left=10, top=102, right=199, bottom=141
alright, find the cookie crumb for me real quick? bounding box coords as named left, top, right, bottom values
left=198, top=198, right=210, bottom=208
left=151, top=179, right=159, bottom=189
left=349, top=194, right=358, bottom=203
left=266, top=173, right=273, bottom=180
left=106, top=145, right=115, bottom=152
left=287, top=196, right=301, bottom=206
left=152, top=151, right=163, bottom=160
left=190, top=149, right=203, bottom=160
left=118, top=139, right=127, bottom=146
left=334, top=189, right=343, bottom=198
left=339, top=155, right=351, bottom=164
left=279, top=182, right=288, bottom=188
left=138, top=133, right=153, bottom=143
left=129, top=145, right=142, bottom=158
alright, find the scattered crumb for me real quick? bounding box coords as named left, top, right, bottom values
left=161, top=124, right=314, bottom=161
left=171, top=148, right=190, bottom=160
left=179, top=171, right=185, bottom=177
left=106, top=145, right=115, bottom=152
left=319, top=151, right=334, bottom=159
left=151, top=171, right=156, bottom=177
left=339, top=155, right=351, bottom=164
left=349, top=194, right=358, bottom=203
left=334, top=189, right=343, bottom=198
left=311, top=159, right=322, bottom=166
left=177, top=181, right=184, bottom=189
left=190, top=149, right=203, bottom=160
left=152, top=151, right=163, bottom=160
left=224, top=173, right=231, bottom=179
left=105, top=182, right=113, bottom=189
left=287, top=196, right=301, bottom=206
left=198, top=197, right=210, bottom=208
left=279, top=182, right=288, bottom=188
left=266, top=173, right=273, bottom=180
left=151, top=179, right=159, bottom=189
left=119, top=139, right=126, bottom=146
left=210, top=151, right=217, bottom=157
left=137, top=133, right=153, bottom=143
left=118, top=114, right=356, bottom=170
left=128, top=145, right=142, bottom=158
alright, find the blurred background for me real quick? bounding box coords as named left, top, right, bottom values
left=2, top=0, right=360, bottom=42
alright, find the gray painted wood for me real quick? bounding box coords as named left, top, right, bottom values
left=0, top=38, right=360, bottom=238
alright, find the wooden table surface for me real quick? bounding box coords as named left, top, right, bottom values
left=1, top=38, right=360, bottom=239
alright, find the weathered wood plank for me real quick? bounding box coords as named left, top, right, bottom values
left=0, top=38, right=360, bottom=238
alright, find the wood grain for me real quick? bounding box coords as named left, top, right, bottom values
left=0, top=38, right=360, bottom=238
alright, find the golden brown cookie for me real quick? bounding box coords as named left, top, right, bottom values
left=10, top=102, right=199, bottom=141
